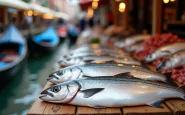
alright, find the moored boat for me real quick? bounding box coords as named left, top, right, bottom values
left=28, top=26, right=59, bottom=53
left=0, top=24, right=27, bottom=87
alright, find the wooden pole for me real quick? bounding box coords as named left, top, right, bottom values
left=4, top=7, right=8, bottom=26
left=152, top=0, right=162, bottom=35
left=110, top=0, right=118, bottom=25
left=123, top=0, right=129, bottom=29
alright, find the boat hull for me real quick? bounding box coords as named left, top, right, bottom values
left=27, top=37, right=57, bottom=54
left=0, top=53, right=27, bottom=89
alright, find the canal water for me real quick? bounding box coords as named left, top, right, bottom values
left=0, top=40, right=71, bottom=115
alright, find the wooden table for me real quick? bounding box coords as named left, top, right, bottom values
left=27, top=64, right=185, bottom=115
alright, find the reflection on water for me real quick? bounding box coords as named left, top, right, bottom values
left=0, top=40, right=70, bottom=115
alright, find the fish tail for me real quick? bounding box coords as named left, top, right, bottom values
left=164, top=72, right=178, bottom=87
left=180, top=86, right=185, bottom=100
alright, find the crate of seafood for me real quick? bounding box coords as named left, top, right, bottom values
left=28, top=34, right=185, bottom=115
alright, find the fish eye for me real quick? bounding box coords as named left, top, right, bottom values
left=52, top=86, right=61, bottom=93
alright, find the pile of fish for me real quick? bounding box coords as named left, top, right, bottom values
left=40, top=40, right=185, bottom=108
left=130, top=34, right=185, bottom=85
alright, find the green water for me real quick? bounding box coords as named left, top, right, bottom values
left=0, top=40, right=71, bottom=115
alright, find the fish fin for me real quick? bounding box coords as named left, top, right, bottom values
left=88, top=105, right=105, bottom=109
left=103, top=60, right=117, bottom=63
left=147, top=100, right=164, bottom=108
left=114, top=72, right=134, bottom=78
left=83, top=60, right=94, bottom=63
left=141, top=61, right=150, bottom=70
left=81, top=88, right=104, bottom=98
left=164, top=72, right=178, bottom=87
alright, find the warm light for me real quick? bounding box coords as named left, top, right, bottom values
left=92, top=0, right=99, bottom=1
left=119, top=2, right=126, bottom=12
left=163, top=0, right=169, bottom=3
left=87, top=7, right=94, bottom=18
left=92, top=1, right=98, bottom=9
left=33, top=11, right=38, bottom=16
left=27, top=10, right=33, bottom=16
left=170, top=0, right=175, bottom=2
left=115, top=0, right=120, bottom=2
left=42, top=14, right=53, bottom=19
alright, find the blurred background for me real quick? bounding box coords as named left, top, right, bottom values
left=0, top=0, right=184, bottom=114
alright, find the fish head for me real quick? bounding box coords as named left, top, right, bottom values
left=145, top=53, right=157, bottom=62
left=48, top=69, right=73, bottom=84
left=40, top=82, right=81, bottom=103
left=58, top=58, right=76, bottom=66
left=156, top=57, right=174, bottom=71
left=145, top=50, right=171, bottom=63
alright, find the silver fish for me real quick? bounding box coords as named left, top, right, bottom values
left=48, top=63, right=167, bottom=84
left=70, top=48, right=126, bottom=54
left=63, top=51, right=131, bottom=59
left=157, top=49, right=185, bottom=71
left=40, top=73, right=185, bottom=108
left=59, top=55, right=140, bottom=66
left=124, top=34, right=151, bottom=47
left=145, top=42, right=185, bottom=62
left=114, top=35, right=151, bottom=48
left=126, top=41, right=144, bottom=52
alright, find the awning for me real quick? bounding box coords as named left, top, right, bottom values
left=0, top=0, right=31, bottom=10
left=30, top=4, right=53, bottom=14
left=54, top=12, right=70, bottom=21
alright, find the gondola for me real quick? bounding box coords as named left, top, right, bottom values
left=28, top=26, right=59, bottom=53
left=0, top=25, right=27, bottom=86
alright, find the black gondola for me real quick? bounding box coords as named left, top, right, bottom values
left=0, top=25, right=27, bottom=86
left=28, top=26, right=59, bottom=53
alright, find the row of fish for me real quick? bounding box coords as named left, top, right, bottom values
left=40, top=42, right=185, bottom=108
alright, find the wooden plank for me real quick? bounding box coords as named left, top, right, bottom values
left=123, top=104, right=171, bottom=115
left=43, top=103, right=76, bottom=115
left=78, top=107, right=122, bottom=115
left=165, top=99, right=185, bottom=115
left=27, top=83, right=53, bottom=115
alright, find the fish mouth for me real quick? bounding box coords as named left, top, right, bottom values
left=47, top=75, right=59, bottom=81
left=40, top=90, right=54, bottom=98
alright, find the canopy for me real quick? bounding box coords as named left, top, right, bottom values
left=0, top=24, right=26, bottom=44
left=34, top=26, right=59, bottom=46
left=0, top=0, right=30, bottom=10
left=54, top=12, right=70, bottom=20
left=30, top=4, right=53, bottom=14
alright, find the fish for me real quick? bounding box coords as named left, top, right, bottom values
left=63, top=51, right=131, bottom=59
left=64, top=48, right=130, bottom=59
left=157, top=49, right=185, bottom=71
left=125, top=41, right=144, bottom=52
left=145, top=42, right=185, bottom=62
left=114, top=35, right=151, bottom=48
left=59, top=55, right=140, bottom=66
left=70, top=48, right=126, bottom=55
left=124, top=34, right=151, bottom=47
left=40, top=73, right=185, bottom=108
left=48, top=62, right=168, bottom=84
